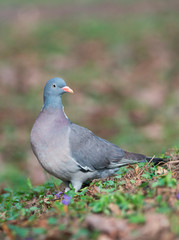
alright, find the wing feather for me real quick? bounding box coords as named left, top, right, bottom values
left=69, top=123, right=125, bottom=171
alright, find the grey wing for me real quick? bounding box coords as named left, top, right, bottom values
left=69, top=123, right=126, bottom=171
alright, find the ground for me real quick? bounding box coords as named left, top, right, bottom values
left=0, top=0, right=179, bottom=186
left=0, top=148, right=179, bottom=240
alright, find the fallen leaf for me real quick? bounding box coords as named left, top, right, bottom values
left=135, top=166, right=140, bottom=175
left=86, top=214, right=129, bottom=239
left=139, top=213, right=170, bottom=240
left=155, top=166, right=168, bottom=175
left=108, top=203, right=121, bottom=215
left=98, top=234, right=113, bottom=240
left=2, top=223, right=14, bottom=240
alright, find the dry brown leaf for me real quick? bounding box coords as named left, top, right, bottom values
left=36, top=219, right=48, bottom=228
left=86, top=214, right=129, bottom=239
left=108, top=203, right=121, bottom=215
left=98, top=234, right=113, bottom=240
left=138, top=213, right=170, bottom=240
left=2, top=223, right=14, bottom=240
left=88, top=184, right=102, bottom=196
left=0, top=211, right=6, bottom=220
left=155, top=166, right=168, bottom=175
left=64, top=205, right=68, bottom=214
left=135, top=166, right=140, bottom=175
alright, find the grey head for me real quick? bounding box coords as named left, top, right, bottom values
left=43, top=77, right=73, bottom=109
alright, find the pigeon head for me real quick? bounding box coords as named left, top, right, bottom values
left=43, top=77, right=73, bottom=109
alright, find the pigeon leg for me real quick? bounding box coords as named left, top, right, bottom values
left=71, top=181, right=82, bottom=192
left=64, top=181, right=70, bottom=192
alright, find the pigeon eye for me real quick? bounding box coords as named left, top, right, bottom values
left=52, top=84, right=56, bottom=88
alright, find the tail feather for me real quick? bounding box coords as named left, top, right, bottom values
left=124, top=151, right=146, bottom=161
left=146, top=156, right=166, bottom=164
left=124, top=151, right=166, bottom=165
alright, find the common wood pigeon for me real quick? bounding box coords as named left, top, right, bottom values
left=31, top=78, right=163, bottom=192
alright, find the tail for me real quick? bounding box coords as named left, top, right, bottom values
left=146, top=156, right=166, bottom=165
left=124, top=151, right=166, bottom=165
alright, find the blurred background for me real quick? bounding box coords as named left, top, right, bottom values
left=0, top=0, right=179, bottom=189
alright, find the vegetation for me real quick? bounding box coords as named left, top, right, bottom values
left=0, top=149, right=179, bottom=239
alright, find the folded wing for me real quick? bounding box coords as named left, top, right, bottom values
left=69, top=123, right=146, bottom=171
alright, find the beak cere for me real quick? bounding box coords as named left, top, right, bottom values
left=62, top=86, right=74, bottom=93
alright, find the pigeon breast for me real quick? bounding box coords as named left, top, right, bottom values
left=30, top=108, right=78, bottom=181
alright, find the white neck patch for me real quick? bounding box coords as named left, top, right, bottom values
left=63, top=106, right=69, bottom=119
